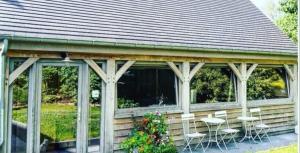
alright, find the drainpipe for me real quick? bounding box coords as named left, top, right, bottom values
left=0, top=39, right=8, bottom=146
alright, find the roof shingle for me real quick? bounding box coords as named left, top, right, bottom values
left=0, top=0, right=297, bottom=54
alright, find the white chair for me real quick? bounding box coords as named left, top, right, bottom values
left=250, top=108, right=271, bottom=142
left=181, top=113, right=206, bottom=153
left=215, top=111, right=239, bottom=150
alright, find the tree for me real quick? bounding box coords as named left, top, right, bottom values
left=276, top=0, right=298, bottom=43
left=191, top=67, right=235, bottom=103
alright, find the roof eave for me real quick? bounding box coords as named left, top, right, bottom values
left=1, top=35, right=297, bottom=57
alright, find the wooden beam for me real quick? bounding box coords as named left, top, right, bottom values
left=283, top=64, right=295, bottom=81
left=27, top=63, right=39, bottom=153
left=189, top=63, right=205, bottom=81
left=7, top=51, right=297, bottom=64
left=238, top=63, right=248, bottom=119
left=228, top=63, right=243, bottom=81
left=77, top=63, right=89, bottom=152
left=246, top=64, right=258, bottom=80
left=167, top=62, right=184, bottom=82
left=182, top=62, right=190, bottom=114
left=115, top=61, right=135, bottom=82
left=84, top=59, right=108, bottom=83
left=102, top=59, right=116, bottom=153
left=8, top=57, right=39, bottom=85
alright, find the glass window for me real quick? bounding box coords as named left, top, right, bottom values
left=117, top=63, right=178, bottom=108
left=11, top=60, right=29, bottom=153
left=247, top=67, right=289, bottom=100
left=190, top=65, right=237, bottom=103
left=88, top=67, right=102, bottom=152
left=40, top=66, right=78, bottom=152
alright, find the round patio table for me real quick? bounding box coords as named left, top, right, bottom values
left=201, top=117, right=225, bottom=152
left=237, top=116, right=259, bottom=143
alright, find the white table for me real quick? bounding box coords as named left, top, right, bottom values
left=201, top=117, right=225, bottom=152
left=237, top=116, right=258, bottom=143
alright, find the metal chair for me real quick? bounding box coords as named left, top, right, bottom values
left=181, top=113, right=206, bottom=153
left=215, top=111, right=239, bottom=150
left=250, top=108, right=271, bottom=142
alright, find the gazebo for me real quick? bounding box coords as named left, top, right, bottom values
left=0, top=0, right=298, bottom=153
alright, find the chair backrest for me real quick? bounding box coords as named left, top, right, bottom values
left=181, top=113, right=197, bottom=135
left=215, top=111, right=230, bottom=128
left=250, top=108, right=263, bottom=123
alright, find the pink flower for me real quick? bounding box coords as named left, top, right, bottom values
left=155, top=111, right=161, bottom=116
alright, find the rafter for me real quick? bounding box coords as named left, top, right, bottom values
left=115, top=61, right=135, bottom=82
left=189, top=62, right=205, bottom=81
left=9, top=58, right=39, bottom=85
left=246, top=64, right=258, bottom=80
left=228, top=63, right=243, bottom=81
left=84, top=59, right=108, bottom=83
left=283, top=64, right=295, bottom=81
left=167, top=62, right=184, bottom=82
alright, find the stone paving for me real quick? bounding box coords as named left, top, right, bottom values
left=182, top=133, right=297, bottom=153
left=12, top=132, right=297, bottom=153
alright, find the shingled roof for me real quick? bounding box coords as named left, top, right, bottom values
left=0, top=0, right=297, bottom=54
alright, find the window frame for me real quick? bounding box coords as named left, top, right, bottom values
left=247, top=65, right=293, bottom=106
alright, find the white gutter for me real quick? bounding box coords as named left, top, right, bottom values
left=0, top=39, right=8, bottom=146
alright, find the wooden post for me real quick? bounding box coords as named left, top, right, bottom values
left=100, top=63, right=107, bottom=153
left=229, top=63, right=257, bottom=117
left=182, top=62, right=190, bottom=114
left=102, top=59, right=116, bottom=153
left=27, top=63, right=39, bottom=153
left=77, top=63, right=89, bottom=152
left=291, top=65, right=298, bottom=124
left=6, top=60, right=13, bottom=153
left=0, top=58, right=9, bottom=153
left=239, top=63, right=247, bottom=117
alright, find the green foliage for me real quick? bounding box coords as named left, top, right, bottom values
left=247, top=68, right=287, bottom=100
left=12, top=103, right=101, bottom=141
left=256, top=143, right=297, bottom=153
left=12, top=76, right=28, bottom=106
left=118, top=98, right=139, bottom=109
left=121, top=112, right=177, bottom=153
left=191, top=67, right=235, bottom=103
left=12, top=61, right=29, bottom=106
left=42, top=66, right=78, bottom=104
left=276, top=0, right=298, bottom=42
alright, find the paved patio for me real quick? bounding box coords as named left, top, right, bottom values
left=182, top=133, right=297, bottom=153
left=12, top=132, right=297, bottom=153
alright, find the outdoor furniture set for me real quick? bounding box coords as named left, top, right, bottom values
left=181, top=108, right=271, bottom=153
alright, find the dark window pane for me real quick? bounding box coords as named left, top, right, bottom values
left=247, top=67, right=289, bottom=100
left=190, top=66, right=236, bottom=103
left=117, top=65, right=177, bottom=108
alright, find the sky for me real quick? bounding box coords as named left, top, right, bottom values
left=250, top=0, right=281, bottom=21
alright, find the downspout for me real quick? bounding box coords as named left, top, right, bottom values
left=0, top=39, right=8, bottom=146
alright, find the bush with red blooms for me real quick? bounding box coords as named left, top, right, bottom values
left=121, top=111, right=177, bottom=153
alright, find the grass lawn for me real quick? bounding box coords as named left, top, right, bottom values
left=13, top=103, right=101, bottom=142
left=257, top=144, right=297, bottom=153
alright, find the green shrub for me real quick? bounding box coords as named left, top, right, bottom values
left=121, top=112, right=177, bottom=153
left=118, top=98, right=139, bottom=109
